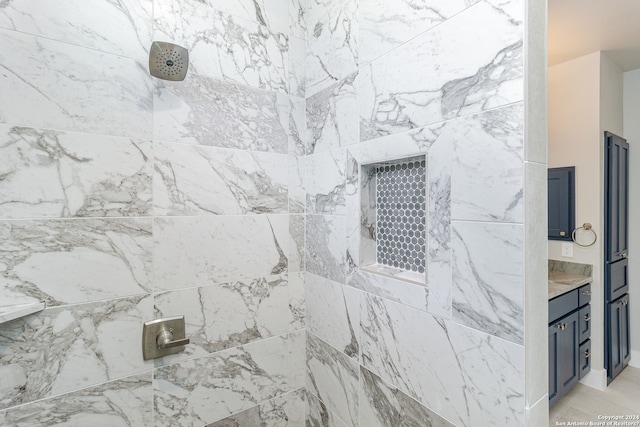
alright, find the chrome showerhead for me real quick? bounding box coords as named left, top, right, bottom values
left=149, top=41, right=189, bottom=81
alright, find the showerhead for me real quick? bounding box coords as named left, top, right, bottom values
left=149, top=41, right=189, bottom=81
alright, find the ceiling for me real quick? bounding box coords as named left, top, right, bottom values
left=548, top=0, right=640, bottom=71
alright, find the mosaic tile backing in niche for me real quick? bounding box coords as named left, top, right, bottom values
left=375, top=159, right=426, bottom=273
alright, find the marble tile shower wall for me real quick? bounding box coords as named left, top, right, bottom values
left=0, top=1, right=306, bottom=426
left=304, top=0, right=528, bottom=426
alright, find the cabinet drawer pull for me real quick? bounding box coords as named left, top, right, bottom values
left=582, top=314, right=591, bottom=322
left=556, top=323, right=567, bottom=331
left=581, top=290, right=592, bottom=296
left=620, top=300, right=629, bottom=306
left=584, top=350, right=591, bottom=359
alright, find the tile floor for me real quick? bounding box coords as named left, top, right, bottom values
left=550, top=366, right=640, bottom=426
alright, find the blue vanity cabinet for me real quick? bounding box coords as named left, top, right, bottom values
left=549, top=284, right=592, bottom=407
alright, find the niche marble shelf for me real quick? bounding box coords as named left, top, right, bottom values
left=0, top=301, right=46, bottom=325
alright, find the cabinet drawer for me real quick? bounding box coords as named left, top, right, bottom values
left=579, top=305, right=591, bottom=343
left=578, top=284, right=592, bottom=307
left=549, top=289, right=579, bottom=323
left=579, top=339, right=591, bottom=379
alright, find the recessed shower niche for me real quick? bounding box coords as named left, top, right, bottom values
left=359, top=155, right=427, bottom=284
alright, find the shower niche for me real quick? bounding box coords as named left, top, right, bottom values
left=359, top=155, right=427, bottom=285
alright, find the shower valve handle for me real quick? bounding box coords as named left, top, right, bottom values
left=156, top=328, right=190, bottom=349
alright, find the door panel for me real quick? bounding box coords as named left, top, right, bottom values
left=606, top=259, right=629, bottom=302
left=605, top=132, right=629, bottom=263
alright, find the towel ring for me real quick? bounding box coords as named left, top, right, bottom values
left=572, top=222, right=597, bottom=247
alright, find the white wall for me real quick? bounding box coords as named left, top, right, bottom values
left=548, top=52, right=607, bottom=388
left=624, top=68, right=640, bottom=367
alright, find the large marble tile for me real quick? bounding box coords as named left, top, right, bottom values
left=289, top=214, right=305, bottom=273
left=203, top=0, right=289, bottom=35
left=306, top=333, right=359, bottom=427
left=305, top=0, right=358, bottom=96
left=0, top=296, right=153, bottom=410
left=360, top=366, right=454, bottom=427
left=358, top=0, right=480, bottom=65
left=360, top=293, right=525, bottom=426
left=153, top=275, right=290, bottom=365
left=305, top=273, right=359, bottom=359
left=0, top=218, right=152, bottom=307
left=288, top=272, right=305, bottom=330
left=0, top=125, right=151, bottom=219
left=154, top=215, right=289, bottom=291
left=306, top=149, right=346, bottom=215
left=0, top=0, right=152, bottom=62
left=154, top=0, right=288, bottom=93
left=153, top=142, right=288, bottom=216
left=450, top=104, right=524, bottom=222
left=307, top=73, right=359, bottom=154
left=0, top=29, right=152, bottom=138
left=305, top=214, right=347, bottom=283
left=452, top=221, right=524, bottom=344
left=306, top=390, right=349, bottom=427
left=358, top=1, right=523, bottom=142
left=154, top=73, right=289, bottom=153
left=207, top=388, right=305, bottom=427
left=0, top=372, right=153, bottom=427
left=154, top=333, right=303, bottom=426
left=289, top=96, right=308, bottom=156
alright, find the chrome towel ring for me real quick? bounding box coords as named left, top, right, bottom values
left=572, top=222, right=597, bottom=247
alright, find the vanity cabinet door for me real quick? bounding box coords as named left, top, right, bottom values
left=549, top=311, right=580, bottom=407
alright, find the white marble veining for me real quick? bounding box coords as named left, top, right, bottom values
left=207, top=388, right=305, bottom=427
left=305, top=214, right=347, bottom=283
left=0, top=296, right=153, bottom=410
left=289, top=96, right=308, bottom=156
left=450, top=104, right=524, bottom=222
left=153, top=275, right=290, bottom=365
left=154, top=74, right=289, bottom=153
left=0, top=125, right=152, bottom=219
left=305, top=0, right=358, bottom=96
left=288, top=0, right=307, bottom=40
left=0, top=0, right=152, bottom=62
left=357, top=0, right=480, bottom=65
left=359, top=366, right=454, bottom=427
left=289, top=36, right=307, bottom=98
left=306, top=149, right=346, bottom=215
left=306, top=333, right=359, bottom=427
left=154, top=0, right=289, bottom=93
left=0, top=28, right=152, bottom=138
left=305, top=273, right=360, bottom=359
left=307, top=73, right=359, bottom=154
left=358, top=1, right=523, bottom=142
left=289, top=214, right=306, bottom=273
left=452, top=221, right=524, bottom=343
left=0, top=373, right=152, bottom=427
left=154, top=143, right=288, bottom=216
left=154, top=333, right=303, bottom=426
left=154, top=215, right=288, bottom=291
left=288, top=272, right=306, bottom=330
left=306, top=390, right=349, bottom=427
left=360, top=293, right=524, bottom=426
left=289, top=154, right=306, bottom=213
left=0, top=218, right=152, bottom=307
left=203, top=0, right=290, bottom=35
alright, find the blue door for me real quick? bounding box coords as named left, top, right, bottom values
left=604, top=131, right=630, bottom=384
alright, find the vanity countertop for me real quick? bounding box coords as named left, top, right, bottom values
left=548, top=270, right=592, bottom=300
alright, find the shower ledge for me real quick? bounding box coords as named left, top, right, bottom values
left=0, top=301, right=46, bottom=325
